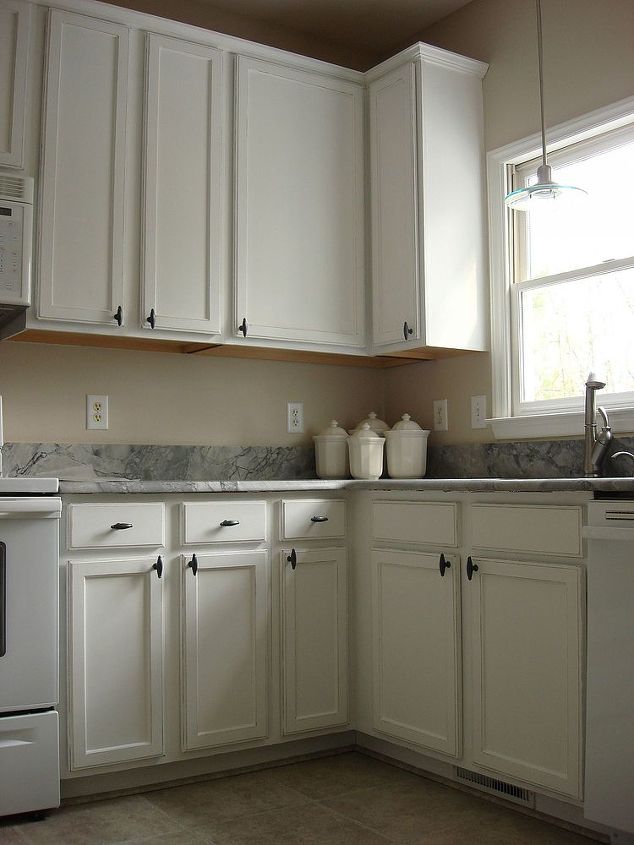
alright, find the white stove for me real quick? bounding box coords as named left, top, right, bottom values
left=0, top=477, right=61, bottom=818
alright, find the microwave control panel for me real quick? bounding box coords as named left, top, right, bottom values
left=0, top=201, right=31, bottom=305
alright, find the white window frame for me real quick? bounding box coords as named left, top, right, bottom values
left=487, top=95, right=634, bottom=439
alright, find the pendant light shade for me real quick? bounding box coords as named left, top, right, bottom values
left=504, top=0, right=588, bottom=211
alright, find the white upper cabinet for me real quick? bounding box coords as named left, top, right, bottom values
left=142, top=34, right=223, bottom=337
left=0, top=0, right=30, bottom=168
left=234, top=56, right=365, bottom=350
left=38, top=10, right=128, bottom=326
left=368, top=46, right=488, bottom=356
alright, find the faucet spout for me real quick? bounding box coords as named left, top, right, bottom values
left=584, top=374, right=611, bottom=477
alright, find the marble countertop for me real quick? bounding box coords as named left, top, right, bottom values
left=58, top=477, right=634, bottom=494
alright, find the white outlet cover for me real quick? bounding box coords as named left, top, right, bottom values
left=471, top=395, right=487, bottom=429
left=287, top=401, right=304, bottom=433
left=433, top=399, right=448, bottom=432
left=87, top=394, right=109, bottom=430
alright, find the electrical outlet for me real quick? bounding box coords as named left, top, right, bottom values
left=287, top=401, right=304, bottom=434
left=87, top=395, right=109, bottom=430
left=433, top=399, right=448, bottom=432
left=471, top=395, right=487, bottom=429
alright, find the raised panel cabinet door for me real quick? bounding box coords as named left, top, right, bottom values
left=371, top=549, right=461, bottom=756
left=67, top=557, right=164, bottom=769
left=468, top=558, right=582, bottom=798
left=142, top=34, right=223, bottom=336
left=369, top=63, right=420, bottom=350
left=182, top=551, right=268, bottom=749
left=234, top=57, right=365, bottom=348
left=0, top=0, right=30, bottom=167
left=281, top=548, right=348, bottom=734
left=38, top=10, right=128, bottom=325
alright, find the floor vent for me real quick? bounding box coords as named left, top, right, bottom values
left=455, top=767, right=535, bottom=808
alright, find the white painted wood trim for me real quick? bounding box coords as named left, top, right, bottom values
left=365, top=41, right=488, bottom=82
left=0, top=0, right=31, bottom=168
left=487, top=96, right=634, bottom=435
left=29, top=0, right=365, bottom=82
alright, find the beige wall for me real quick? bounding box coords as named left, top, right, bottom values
left=0, top=343, right=384, bottom=445
left=385, top=0, right=634, bottom=445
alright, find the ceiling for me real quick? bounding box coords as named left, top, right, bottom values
left=196, top=0, right=475, bottom=57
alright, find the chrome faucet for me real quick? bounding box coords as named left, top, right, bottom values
left=583, top=373, right=613, bottom=477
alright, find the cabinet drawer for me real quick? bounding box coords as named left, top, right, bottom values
left=68, top=503, right=165, bottom=549
left=372, top=501, right=458, bottom=547
left=471, top=504, right=582, bottom=557
left=281, top=500, right=345, bottom=540
left=182, top=501, right=266, bottom=545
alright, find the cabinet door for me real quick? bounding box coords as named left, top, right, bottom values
left=369, top=63, right=420, bottom=350
left=468, top=558, right=582, bottom=798
left=67, top=557, right=164, bottom=769
left=182, top=551, right=268, bottom=749
left=281, top=548, right=348, bottom=734
left=371, top=549, right=461, bottom=756
left=0, top=0, right=30, bottom=168
left=234, top=57, right=365, bottom=349
left=38, top=10, right=128, bottom=325
left=142, top=34, right=223, bottom=336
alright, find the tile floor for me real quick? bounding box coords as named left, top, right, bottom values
left=0, top=752, right=602, bottom=845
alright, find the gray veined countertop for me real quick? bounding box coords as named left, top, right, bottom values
left=57, top=477, right=634, bottom=494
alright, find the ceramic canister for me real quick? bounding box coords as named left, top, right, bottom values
left=313, top=420, right=349, bottom=479
left=348, top=423, right=385, bottom=480
left=385, top=413, right=430, bottom=478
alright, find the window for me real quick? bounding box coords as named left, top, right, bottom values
left=488, top=97, right=634, bottom=437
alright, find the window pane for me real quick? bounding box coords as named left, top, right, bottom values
left=520, top=268, right=634, bottom=402
left=520, top=138, right=634, bottom=280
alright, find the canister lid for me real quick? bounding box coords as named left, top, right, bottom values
left=351, top=411, right=390, bottom=434
left=314, top=420, right=348, bottom=439
left=349, top=422, right=382, bottom=440
left=391, top=413, right=422, bottom=431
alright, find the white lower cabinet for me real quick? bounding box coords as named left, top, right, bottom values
left=468, top=556, right=582, bottom=798
left=281, top=547, right=348, bottom=734
left=182, top=551, right=269, bottom=750
left=371, top=549, right=461, bottom=756
left=67, top=556, right=164, bottom=769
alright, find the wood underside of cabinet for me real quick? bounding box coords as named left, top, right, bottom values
left=7, top=330, right=485, bottom=368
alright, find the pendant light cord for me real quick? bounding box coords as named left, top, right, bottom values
left=536, top=0, right=547, bottom=168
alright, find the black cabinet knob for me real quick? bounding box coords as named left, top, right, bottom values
left=153, top=556, right=163, bottom=579
left=187, top=554, right=198, bottom=576
left=113, top=305, right=123, bottom=326
left=147, top=308, right=156, bottom=329
left=439, top=553, right=451, bottom=577
left=287, top=548, right=297, bottom=570
left=403, top=321, right=414, bottom=340
left=239, top=317, right=248, bottom=337
left=467, top=556, right=479, bottom=581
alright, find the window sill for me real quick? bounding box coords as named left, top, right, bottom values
left=488, top=407, right=634, bottom=440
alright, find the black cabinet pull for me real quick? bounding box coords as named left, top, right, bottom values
left=187, top=554, right=198, bottom=576
left=153, top=556, right=163, bottom=579
left=439, top=553, right=451, bottom=577
left=238, top=317, right=248, bottom=337
left=113, top=305, right=123, bottom=326
left=287, top=548, right=297, bottom=570
left=111, top=522, right=133, bottom=530
left=310, top=516, right=329, bottom=523
left=403, top=321, right=414, bottom=340
left=147, top=308, right=156, bottom=329
left=220, top=519, right=240, bottom=527
left=467, top=556, right=479, bottom=581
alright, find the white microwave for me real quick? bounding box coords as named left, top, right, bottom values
left=0, top=173, right=33, bottom=308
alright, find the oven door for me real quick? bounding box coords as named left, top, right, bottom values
left=0, top=498, right=61, bottom=713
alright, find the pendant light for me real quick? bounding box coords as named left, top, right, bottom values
left=504, top=0, right=588, bottom=211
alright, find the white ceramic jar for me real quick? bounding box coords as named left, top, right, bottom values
left=385, top=414, right=430, bottom=478
left=313, top=420, right=349, bottom=479
left=348, top=423, right=385, bottom=480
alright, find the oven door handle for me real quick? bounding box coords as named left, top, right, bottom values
left=0, top=499, right=62, bottom=518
